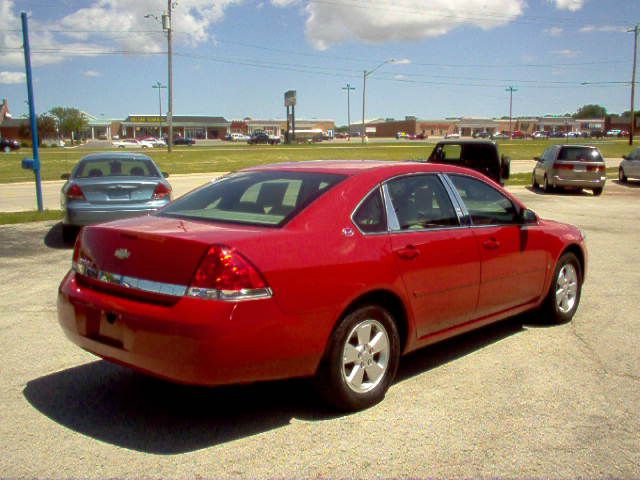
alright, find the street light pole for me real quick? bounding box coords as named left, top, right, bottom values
left=152, top=81, right=167, bottom=138
left=164, top=2, right=174, bottom=152
left=629, top=24, right=639, bottom=146
left=506, top=86, right=517, bottom=138
left=362, top=59, right=396, bottom=144
left=342, top=83, right=355, bottom=139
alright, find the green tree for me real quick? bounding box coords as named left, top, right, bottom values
left=37, top=114, right=58, bottom=140
left=574, top=104, right=607, bottom=118
left=49, top=107, right=88, bottom=144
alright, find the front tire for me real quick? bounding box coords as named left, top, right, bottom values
left=619, top=168, right=627, bottom=183
left=315, top=305, right=400, bottom=411
left=541, top=252, right=582, bottom=324
left=531, top=173, right=539, bottom=190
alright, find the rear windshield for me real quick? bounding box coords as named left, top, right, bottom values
left=557, top=147, right=603, bottom=162
left=74, top=157, right=160, bottom=178
left=159, top=170, right=346, bottom=227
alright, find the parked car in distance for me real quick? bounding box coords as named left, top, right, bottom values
left=1, top=137, right=20, bottom=152
left=226, top=132, right=250, bottom=142
left=491, top=131, right=509, bottom=140
left=619, top=148, right=640, bottom=183
left=444, top=132, right=460, bottom=139
left=531, top=144, right=606, bottom=195
left=511, top=130, right=526, bottom=139
left=606, top=129, right=622, bottom=137
left=472, top=131, right=490, bottom=139
left=532, top=131, right=549, bottom=139
left=59, top=152, right=172, bottom=242
left=549, top=131, right=567, bottom=138
left=138, top=136, right=166, bottom=147
left=248, top=131, right=281, bottom=145
left=171, top=137, right=196, bottom=146
left=112, top=139, right=153, bottom=149
left=427, top=139, right=510, bottom=185
left=58, top=160, right=586, bottom=411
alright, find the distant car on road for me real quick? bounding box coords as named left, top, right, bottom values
left=113, top=139, right=153, bottom=149
left=511, top=130, right=526, bottom=139
left=491, top=132, right=509, bottom=140
left=619, top=148, right=640, bottom=183
left=172, top=137, right=196, bottom=146
left=1, top=137, right=20, bottom=152
left=532, top=131, right=549, bottom=139
left=549, top=131, right=567, bottom=138
left=606, top=129, right=622, bottom=137
left=226, top=132, right=250, bottom=142
left=138, top=136, right=166, bottom=147
left=531, top=144, right=606, bottom=196
left=248, top=132, right=281, bottom=145
left=444, top=132, right=460, bottom=139
left=472, top=131, right=490, bottom=139
left=59, top=152, right=172, bottom=242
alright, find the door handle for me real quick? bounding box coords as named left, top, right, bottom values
left=396, top=245, right=420, bottom=260
left=482, top=238, right=500, bottom=250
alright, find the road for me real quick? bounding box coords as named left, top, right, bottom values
left=0, top=181, right=638, bottom=477
left=0, top=159, right=622, bottom=212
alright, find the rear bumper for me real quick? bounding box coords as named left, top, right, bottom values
left=551, top=176, right=606, bottom=189
left=57, top=271, right=323, bottom=386
left=63, top=204, right=166, bottom=226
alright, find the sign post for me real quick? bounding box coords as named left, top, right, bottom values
left=20, top=11, right=43, bottom=212
left=284, top=90, right=296, bottom=143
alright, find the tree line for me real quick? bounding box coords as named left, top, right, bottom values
left=19, top=107, right=88, bottom=144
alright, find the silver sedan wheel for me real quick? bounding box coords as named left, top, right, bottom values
left=556, top=263, right=578, bottom=314
left=341, top=319, right=390, bottom=394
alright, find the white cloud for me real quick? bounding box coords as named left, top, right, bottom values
left=272, top=0, right=526, bottom=50
left=0, top=71, right=25, bottom=84
left=549, top=0, right=585, bottom=11
left=552, top=49, right=581, bottom=58
left=394, top=74, right=407, bottom=80
left=544, top=27, right=563, bottom=36
left=83, top=69, right=102, bottom=77
left=580, top=24, right=627, bottom=33
left=0, top=0, right=242, bottom=67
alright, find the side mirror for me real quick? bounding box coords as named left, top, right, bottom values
left=533, top=156, right=541, bottom=161
left=622, top=155, right=628, bottom=160
left=520, top=208, right=538, bottom=225
left=61, top=173, right=70, bottom=180
left=162, top=172, right=170, bottom=178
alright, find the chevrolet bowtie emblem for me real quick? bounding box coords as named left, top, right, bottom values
left=114, top=248, right=131, bottom=260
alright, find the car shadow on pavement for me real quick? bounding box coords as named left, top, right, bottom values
left=44, top=222, right=74, bottom=249
left=23, top=314, right=539, bottom=454
left=525, top=186, right=592, bottom=196
left=613, top=179, right=640, bottom=188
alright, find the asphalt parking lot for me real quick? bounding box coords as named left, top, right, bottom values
left=0, top=181, right=638, bottom=477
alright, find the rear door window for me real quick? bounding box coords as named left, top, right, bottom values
left=449, top=174, right=519, bottom=225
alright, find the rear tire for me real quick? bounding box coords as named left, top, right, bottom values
left=315, top=305, right=400, bottom=411
left=62, top=224, right=77, bottom=244
left=541, top=252, right=582, bottom=324
left=619, top=168, right=627, bottom=183
left=592, top=187, right=603, bottom=196
left=543, top=175, right=552, bottom=193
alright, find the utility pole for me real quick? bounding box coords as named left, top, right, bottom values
left=629, top=24, right=638, bottom=146
left=164, top=2, right=174, bottom=152
left=506, top=86, right=517, bottom=139
left=362, top=59, right=397, bottom=144
left=342, top=83, right=355, bottom=139
left=152, top=81, right=166, bottom=138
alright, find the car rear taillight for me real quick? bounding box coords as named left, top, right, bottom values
left=71, top=235, right=97, bottom=277
left=587, top=165, right=606, bottom=172
left=152, top=183, right=171, bottom=200
left=66, top=183, right=86, bottom=201
left=553, top=162, right=574, bottom=170
left=187, top=245, right=272, bottom=301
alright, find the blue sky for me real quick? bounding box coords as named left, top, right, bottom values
left=0, top=0, right=638, bottom=124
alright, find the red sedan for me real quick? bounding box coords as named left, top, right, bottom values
left=58, top=161, right=587, bottom=411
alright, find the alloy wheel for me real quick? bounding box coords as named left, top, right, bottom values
left=556, top=263, right=578, bottom=314
left=341, top=319, right=390, bottom=394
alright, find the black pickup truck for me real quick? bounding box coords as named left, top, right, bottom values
left=426, top=140, right=510, bottom=185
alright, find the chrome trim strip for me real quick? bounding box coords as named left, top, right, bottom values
left=381, top=183, right=400, bottom=231
left=72, top=262, right=272, bottom=301
left=438, top=173, right=470, bottom=225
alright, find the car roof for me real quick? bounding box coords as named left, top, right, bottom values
left=435, top=139, right=497, bottom=145
left=244, top=159, right=483, bottom=177
left=80, top=152, right=154, bottom=161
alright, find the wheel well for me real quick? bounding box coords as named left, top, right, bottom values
left=561, top=244, right=585, bottom=280
left=341, top=290, right=410, bottom=352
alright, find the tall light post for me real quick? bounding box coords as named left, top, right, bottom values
left=341, top=83, right=355, bottom=139
left=506, top=86, right=518, bottom=138
left=628, top=23, right=639, bottom=145
left=362, top=59, right=406, bottom=144
left=145, top=1, right=175, bottom=152
left=152, top=81, right=167, bottom=138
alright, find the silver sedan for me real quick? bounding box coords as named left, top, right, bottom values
left=60, top=152, right=172, bottom=242
left=619, top=148, right=640, bottom=183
